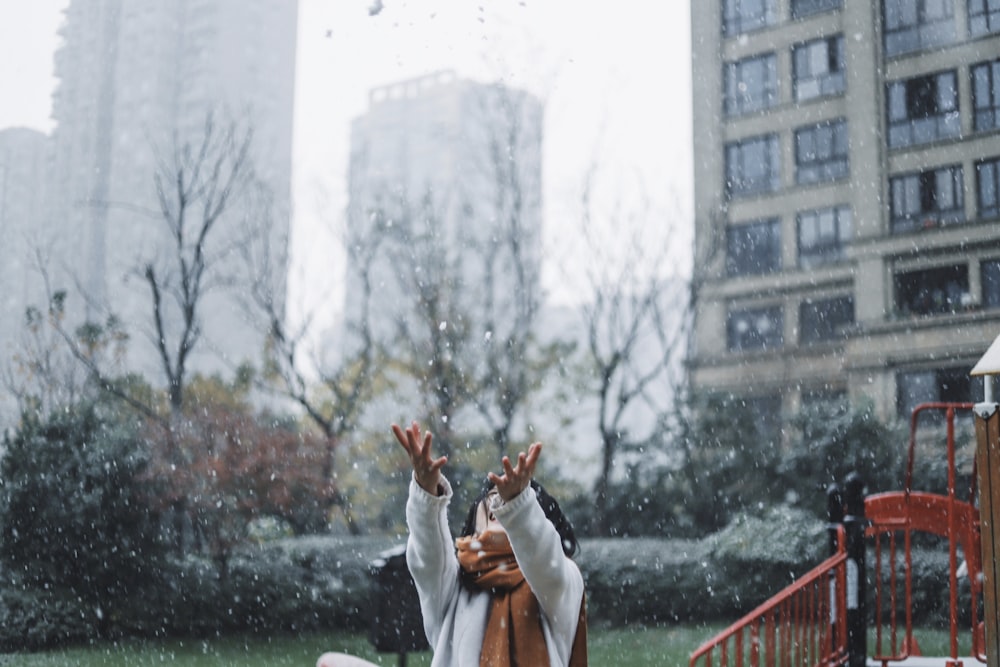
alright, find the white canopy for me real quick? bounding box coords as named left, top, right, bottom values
left=972, top=333, right=1000, bottom=377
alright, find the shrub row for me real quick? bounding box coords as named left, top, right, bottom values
left=0, top=535, right=401, bottom=651
left=0, top=512, right=966, bottom=651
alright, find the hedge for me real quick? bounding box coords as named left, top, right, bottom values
left=0, top=511, right=967, bottom=650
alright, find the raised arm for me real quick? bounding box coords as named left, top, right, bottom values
left=392, top=421, right=459, bottom=643
left=489, top=443, right=584, bottom=642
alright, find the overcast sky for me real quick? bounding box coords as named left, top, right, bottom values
left=0, top=0, right=693, bottom=329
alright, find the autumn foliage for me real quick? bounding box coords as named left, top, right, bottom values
left=142, top=384, right=334, bottom=563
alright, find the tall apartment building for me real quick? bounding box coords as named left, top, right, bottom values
left=44, top=0, right=297, bottom=377
left=343, top=71, right=544, bottom=352
left=0, top=128, right=48, bottom=356
left=689, top=0, right=1000, bottom=425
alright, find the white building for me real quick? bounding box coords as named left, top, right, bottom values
left=342, top=71, right=545, bottom=352
left=0, top=128, right=49, bottom=404
left=43, top=0, right=298, bottom=379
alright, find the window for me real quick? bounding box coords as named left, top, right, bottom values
left=798, top=205, right=852, bottom=267
left=978, top=157, right=1000, bottom=218
left=972, top=59, right=1000, bottom=132
left=724, top=53, right=778, bottom=115
left=969, top=0, right=1000, bottom=36
left=887, top=71, right=960, bottom=148
left=726, top=219, right=781, bottom=276
left=727, top=305, right=783, bottom=351
left=725, top=134, right=781, bottom=197
left=723, top=0, right=778, bottom=36
left=795, top=118, right=849, bottom=185
left=793, top=35, right=846, bottom=102
left=894, top=263, right=970, bottom=316
left=883, top=0, right=956, bottom=57
left=793, top=0, right=843, bottom=18
left=983, top=258, right=1000, bottom=307
left=890, top=165, right=964, bottom=232
left=800, top=295, right=854, bottom=344
left=897, top=366, right=980, bottom=418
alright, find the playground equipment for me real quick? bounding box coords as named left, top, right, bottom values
left=972, top=335, right=1000, bottom=667
left=689, top=402, right=987, bottom=667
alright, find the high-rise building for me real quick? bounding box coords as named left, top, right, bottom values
left=0, top=128, right=48, bottom=356
left=689, top=0, right=1000, bottom=425
left=343, top=71, right=544, bottom=353
left=44, top=0, right=298, bottom=377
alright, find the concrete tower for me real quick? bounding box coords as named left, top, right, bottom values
left=343, top=71, right=544, bottom=354
left=45, top=0, right=298, bottom=378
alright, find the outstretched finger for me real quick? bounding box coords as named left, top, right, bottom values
left=501, top=455, right=516, bottom=479
left=515, top=451, right=528, bottom=476
left=391, top=423, right=410, bottom=452
left=405, top=422, right=425, bottom=455
left=523, top=442, right=542, bottom=472
left=428, top=453, right=448, bottom=472
left=394, top=423, right=420, bottom=459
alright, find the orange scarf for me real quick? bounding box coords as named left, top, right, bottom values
left=456, top=530, right=588, bottom=667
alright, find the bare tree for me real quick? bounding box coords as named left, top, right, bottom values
left=465, top=82, right=553, bottom=459
left=143, top=112, right=254, bottom=415
left=1, top=274, right=94, bottom=420
left=331, top=77, right=553, bottom=488
left=8, top=111, right=263, bottom=430
left=243, top=186, right=380, bottom=533
left=2, top=250, right=170, bottom=429
left=372, top=80, right=552, bottom=461
left=574, top=165, right=692, bottom=535
left=384, top=189, right=475, bottom=462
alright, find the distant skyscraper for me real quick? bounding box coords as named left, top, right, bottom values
left=0, top=128, right=48, bottom=357
left=343, top=70, right=544, bottom=354
left=45, top=0, right=298, bottom=377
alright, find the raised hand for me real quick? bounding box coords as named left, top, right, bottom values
left=487, top=442, right=542, bottom=502
left=392, top=421, right=447, bottom=496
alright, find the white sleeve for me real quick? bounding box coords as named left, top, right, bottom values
left=404, top=475, right=460, bottom=645
left=494, top=486, right=585, bottom=645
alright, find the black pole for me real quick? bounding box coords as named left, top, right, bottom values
left=844, top=472, right=866, bottom=667
left=827, top=483, right=843, bottom=556
left=827, top=483, right=844, bottom=659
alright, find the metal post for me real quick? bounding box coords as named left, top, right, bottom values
left=974, top=400, right=1000, bottom=666
left=843, top=472, right=866, bottom=667
left=827, top=483, right=843, bottom=556
left=827, top=484, right=844, bottom=657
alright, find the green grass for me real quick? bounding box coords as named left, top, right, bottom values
left=5, top=625, right=720, bottom=667
left=4, top=625, right=967, bottom=666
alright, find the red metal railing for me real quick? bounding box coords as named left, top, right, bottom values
left=689, top=402, right=987, bottom=667
left=688, top=527, right=848, bottom=667
left=866, top=402, right=986, bottom=666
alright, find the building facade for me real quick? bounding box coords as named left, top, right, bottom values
left=689, top=0, right=1000, bottom=424
left=44, top=0, right=298, bottom=378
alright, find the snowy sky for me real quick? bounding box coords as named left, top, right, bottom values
left=0, top=0, right=694, bottom=332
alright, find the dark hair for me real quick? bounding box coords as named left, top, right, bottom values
left=460, top=479, right=579, bottom=557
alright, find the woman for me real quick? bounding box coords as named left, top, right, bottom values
left=392, top=421, right=587, bottom=667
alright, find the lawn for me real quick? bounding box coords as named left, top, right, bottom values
left=6, top=624, right=963, bottom=666
left=4, top=625, right=718, bottom=667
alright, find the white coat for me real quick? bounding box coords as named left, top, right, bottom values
left=405, top=475, right=585, bottom=667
